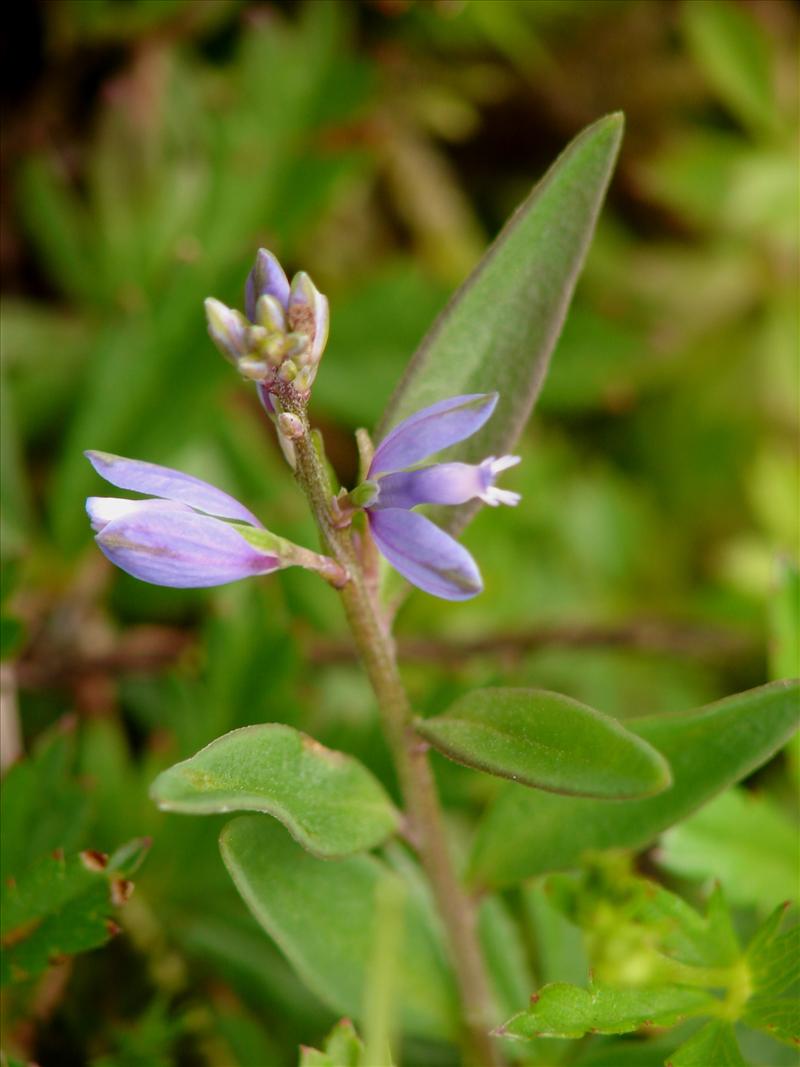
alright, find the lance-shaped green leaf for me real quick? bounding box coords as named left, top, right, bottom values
left=0, top=838, right=149, bottom=986
left=220, top=816, right=458, bottom=1041
left=150, top=724, right=399, bottom=859
left=498, top=982, right=715, bottom=1041
left=376, top=113, right=623, bottom=537
left=668, top=1020, right=747, bottom=1067
left=741, top=903, right=800, bottom=1047
left=468, top=680, right=799, bottom=889
left=416, top=688, right=670, bottom=799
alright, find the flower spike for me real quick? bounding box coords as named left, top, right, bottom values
left=205, top=249, right=329, bottom=404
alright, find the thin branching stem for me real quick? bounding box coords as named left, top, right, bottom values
left=280, top=390, right=502, bottom=1067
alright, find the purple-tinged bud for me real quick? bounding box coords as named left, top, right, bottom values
left=208, top=250, right=329, bottom=407
left=245, top=325, right=268, bottom=350
left=245, top=249, right=291, bottom=321
left=288, top=272, right=329, bottom=365
left=293, top=365, right=316, bottom=394
left=238, top=357, right=270, bottom=382
left=277, top=412, right=304, bottom=440
left=204, top=299, right=248, bottom=365
left=255, top=293, right=286, bottom=334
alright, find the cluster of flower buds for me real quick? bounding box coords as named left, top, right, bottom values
left=204, top=249, right=329, bottom=400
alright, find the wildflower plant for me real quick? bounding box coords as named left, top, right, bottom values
left=80, top=116, right=799, bottom=1067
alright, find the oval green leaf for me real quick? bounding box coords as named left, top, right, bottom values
left=220, top=816, right=458, bottom=1041
left=417, top=688, right=671, bottom=799
left=376, top=113, right=624, bottom=538
left=468, top=679, right=800, bottom=890
left=150, top=724, right=399, bottom=859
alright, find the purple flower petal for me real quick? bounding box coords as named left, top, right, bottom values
left=370, top=394, right=498, bottom=475
left=85, top=452, right=262, bottom=528
left=245, top=249, right=291, bottom=321
left=372, top=456, right=521, bottom=510
left=86, top=496, right=191, bottom=534
left=95, top=507, right=280, bottom=588
left=371, top=463, right=487, bottom=510
left=368, top=508, right=482, bottom=600
left=257, top=383, right=276, bottom=414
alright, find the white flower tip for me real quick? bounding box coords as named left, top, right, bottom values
left=481, top=487, right=522, bottom=507
left=489, top=455, right=521, bottom=474
left=86, top=496, right=136, bottom=533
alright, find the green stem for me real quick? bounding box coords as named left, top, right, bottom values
left=281, top=392, right=502, bottom=1067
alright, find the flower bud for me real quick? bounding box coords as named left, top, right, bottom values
left=255, top=293, right=286, bottom=334
left=293, top=365, right=316, bottom=393
left=288, top=271, right=329, bottom=365
left=238, top=357, right=270, bottom=382
left=204, top=298, right=248, bottom=365
left=277, top=412, right=304, bottom=440
left=278, top=360, right=298, bottom=382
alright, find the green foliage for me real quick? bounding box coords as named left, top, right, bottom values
left=667, top=1021, right=747, bottom=1067
left=150, top=724, right=399, bottom=857
left=1, top=838, right=149, bottom=986
left=770, top=558, right=800, bottom=681
left=468, top=681, right=800, bottom=888
left=219, top=817, right=459, bottom=1041
left=741, top=904, right=800, bottom=1046
left=3, top=0, right=798, bottom=1062
left=682, top=0, right=778, bottom=136
left=1, top=727, right=91, bottom=883
left=299, top=1018, right=368, bottom=1067
left=501, top=983, right=715, bottom=1040
left=500, top=861, right=799, bottom=1065
left=417, top=686, right=671, bottom=798
left=658, top=787, right=800, bottom=910
left=377, top=113, right=623, bottom=539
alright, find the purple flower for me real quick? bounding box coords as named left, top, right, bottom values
left=205, top=249, right=329, bottom=401
left=85, top=451, right=282, bottom=588
left=361, top=394, right=521, bottom=601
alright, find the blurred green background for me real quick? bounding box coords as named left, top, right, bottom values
left=1, top=1, right=798, bottom=1065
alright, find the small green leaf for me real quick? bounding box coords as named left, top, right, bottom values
left=220, top=816, right=458, bottom=1041
left=324, top=1019, right=366, bottom=1067
left=667, top=1020, right=747, bottom=1067
left=300, top=1019, right=366, bottom=1067
left=742, top=904, right=800, bottom=1046
left=659, top=787, right=800, bottom=909
left=0, top=839, right=149, bottom=986
left=770, top=557, right=800, bottom=681
left=468, top=680, right=799, bottom=888
left=417, top=688, right=671, bottom=799
left=0, top=615, right=24, bottom=660
left=1, top=725, right=90, bottom=882
left=547, top=862, right=740, bottom=973
left=478, top=895, right=535, bottom=1021
left=682, top=0, right=778, bottom=136
left=150, top=724, right=399, bottom=859
left=499, top=982, right=715, bottom=1041
left=376, top=113, right=623, bottom=536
